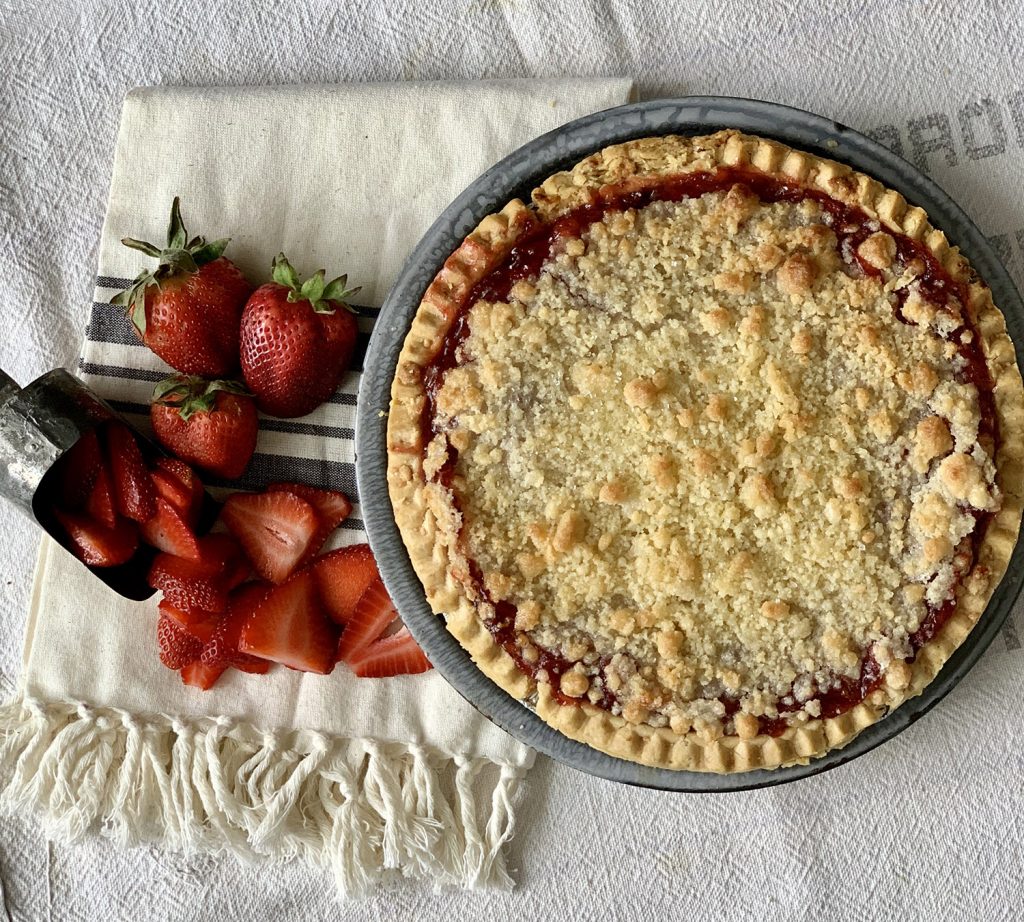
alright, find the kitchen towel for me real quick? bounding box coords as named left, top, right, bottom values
left=0, top=77, right=635, bottom=896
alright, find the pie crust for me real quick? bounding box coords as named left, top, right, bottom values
left=386, top=130, right=1024, bottom=772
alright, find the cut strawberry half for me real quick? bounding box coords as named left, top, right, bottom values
left=104, top=422, right=157, bottom=523
left=238, top=570, right=338, bottom=674
left=180, top=660, right=227, bottom=690
left=201, top=581, right=273, bottom=668
left=53, top=509, right=138, bottom=567
left=55, top=429, right=105, bottom=509
left=311, top=544, right=379, bottom=627
left=140, top=497, right=201, bottom=560
left=158, top=599, right=219, bottom=643
left=85, top=466, right=118, bottom=529
left=336, top=576, right=399, bottom=663
left=267, top=483, right=352, bottom=561
left=221, top=490, right=319, bottom=584
left=348, top=627, right=431, bottom=678
left=157, top=613, right=203, bottom=669
left=148, top=553, right=228, bottom=614
left=153, top=457, right=205, bottom=523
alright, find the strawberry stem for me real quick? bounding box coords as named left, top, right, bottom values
left=154, top=374, right=250, bottom=422
left=111, top=198, right=233, bottom=335
left=271, top=253, right=361, bottom=314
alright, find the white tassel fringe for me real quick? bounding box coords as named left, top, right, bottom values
left=0, top=695, right=527, bottom=897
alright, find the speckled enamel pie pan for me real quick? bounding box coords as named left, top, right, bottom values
left=356, top=97, right=1024, bottom=792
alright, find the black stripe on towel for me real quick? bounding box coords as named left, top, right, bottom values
left=95, top=276, right=131, bottom=290
left=100, top=397, right=355, bottom=442
left=81, top=362, right=358, bottom=408
left=79, top=362, right=165, bottom=383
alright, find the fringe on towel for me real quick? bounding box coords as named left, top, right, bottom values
left=0, top=695, right=527, bottom=896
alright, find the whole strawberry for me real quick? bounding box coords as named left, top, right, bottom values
left=112, top=198, right=252, bottom=376
left=240, top=254, right=360, bottom=418
left=151, top=375, right=258, bottom=480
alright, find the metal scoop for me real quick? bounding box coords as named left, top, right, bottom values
left=0, top=367, right=216, bottom=600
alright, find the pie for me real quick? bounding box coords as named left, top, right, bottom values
left=386, top=130, right=1024, bottom=772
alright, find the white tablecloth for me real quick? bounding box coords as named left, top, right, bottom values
left=2, top=1, right=1023, bottom=918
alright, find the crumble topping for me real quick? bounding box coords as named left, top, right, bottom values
left=428, top=186, right=999, bottom=734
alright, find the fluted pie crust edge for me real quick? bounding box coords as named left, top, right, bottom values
left=386, top=130, right=1024, bottom=773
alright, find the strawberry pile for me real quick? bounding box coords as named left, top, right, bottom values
left=46, top=421, right=430, bottom=686
left=52, top=200, right=427, bottom=689
left=149, top=480, right=430, bottom=689
left=49, top=420, right=430, bottom=687
left=47, top=420, right=204, bottom=568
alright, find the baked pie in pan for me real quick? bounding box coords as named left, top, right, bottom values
left=387, top=130, right=1024, bottom=772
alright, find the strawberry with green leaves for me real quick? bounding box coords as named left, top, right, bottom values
left=112, top=198, right=252, bottom=376
left=240, top=254, right=360, bottom=418
left=151, top=375, right=258, bottom=480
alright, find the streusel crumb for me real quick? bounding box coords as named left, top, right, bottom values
left=430, top=189, right=998, bottom=730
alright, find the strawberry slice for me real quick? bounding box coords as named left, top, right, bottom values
left=336, top=576, right=399, bottom=663
left=180, top=660, right=227, bottom=690
left=148, top=553, right=228, bottom=614
left=311, top=544, right=379, bottom=626
left=158, top=599, right=219, bottom=643
left=140, top=497, right=201, bottom=560
left=157, top=614, right=203, bottom=669
left=201, top=581, right=272, bottom=669
left=221, top=490, right=319, bottom=584
left=199, top=533, right=250, bottom=588
left=348, top=627, right=431, bottom=678
left=238, top=570, right=338, bottom=674
left=151, top=470, right=198, bottom=527
left=105, top=422, right=157, bottom=523
left=267, top=483, right=352, bottom=561
left=56, top=429, right=105, bottom=509
left=53, top=509, right=138, bottom=567
left=153, top=457, right=205, bottom=523
left=234, top=658, right=270, bottom=674
left=85, top=466, right=118, bottom=529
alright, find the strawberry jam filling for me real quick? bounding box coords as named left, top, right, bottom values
left=421, top=166, right=998, bottom=732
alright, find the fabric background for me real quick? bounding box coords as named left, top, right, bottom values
left=2, top=0, right=1024, bottom=919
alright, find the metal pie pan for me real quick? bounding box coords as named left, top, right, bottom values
left=355, top=97, right=1024, bottom=792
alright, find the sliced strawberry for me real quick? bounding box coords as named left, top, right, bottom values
left=158, top=599, right=219, bottom=643
left=221, top=490, right=319, bottom=584
left=198, top=533, right=250, bottom=588
left=238, top=570, right=338, bottom=674
left=148, top=553, right=228, bottom=613
left=151, top=469, right=197, bottom=526
left=54, top=509, right=138, bottom=567
left=201, top=581, right=272, bottom=668
left=105, top=421, right=157, bottom=523
left=56, top=429, right=105, bottom=509
left=267, top=483, right=352, bottom=561
left=157, top=614, right=203, bottom=669
left=348, top=628, right=431, bottom=678
left=336, top=576, right=399, bottom=663
left=311, top=544, right=379, bottom=626
left=140, top=497, right=201, bottom=560
left=180, top=660, right=228, bottom=690
left=154, top=457, right=205, bottom=522
left=85, top=466, right=118, bottom=529
left=234, top=658, right=270, bottom=674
